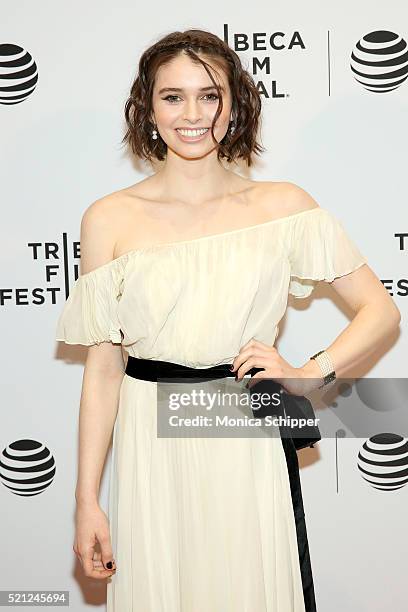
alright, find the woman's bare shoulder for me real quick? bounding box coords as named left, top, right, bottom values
left=79, top=187, right=145, bottom=273
left=257, top=180, right=321, bottom=217
left=83, top=180, right=151, bottom=222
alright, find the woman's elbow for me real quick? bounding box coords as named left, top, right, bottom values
left=372, top=298, right=401, bottom=329
left=393, top=304, right=402, bottom=327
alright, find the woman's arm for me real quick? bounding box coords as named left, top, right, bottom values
left=75, top=197, right=126, bottom=503
left=300, top=262, right=401, bottom=388
left=72, top=197, right=125, bottom=579
left=281, top=182, right=402, bottom=388
left=74, top=344, right=124, bottom=579
left=234, top=263, right=401, bottom=396
left=75, top=343, right=125, bottom=505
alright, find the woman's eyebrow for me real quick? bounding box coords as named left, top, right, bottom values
left=158, top=85, right=225, bottom=94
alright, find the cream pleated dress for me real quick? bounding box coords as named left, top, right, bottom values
left=56, top=207, right=368, bottom=612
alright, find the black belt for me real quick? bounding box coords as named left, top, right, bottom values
left=124, top=355, right=266, bottom=382
left=124, top=356, right=320, bottom=450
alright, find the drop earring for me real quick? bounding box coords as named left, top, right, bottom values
left=229, top=122, right=235, bottom=135
left=152, top=127, right=158, bottom=140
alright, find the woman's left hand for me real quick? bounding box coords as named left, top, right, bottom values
left=231, top=338, right=315, bottom=397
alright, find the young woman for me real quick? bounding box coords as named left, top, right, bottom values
left=56, top=29, right=401, bottom=612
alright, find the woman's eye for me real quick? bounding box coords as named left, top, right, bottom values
left=163, top=95, right=180, bottom=103
left=162, top=93, right=219, bottom=103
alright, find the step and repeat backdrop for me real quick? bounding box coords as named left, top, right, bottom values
left=1, top=2, right=407, bottom=610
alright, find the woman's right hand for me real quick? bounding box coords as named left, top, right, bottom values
left=73, top=500, right=116, bottom=579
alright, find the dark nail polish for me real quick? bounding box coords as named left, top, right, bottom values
left=229, top=365, right=234, bottom=371
left=106, top=561, right=113, bottom=569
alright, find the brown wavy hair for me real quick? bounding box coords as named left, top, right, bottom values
left=121, top=29, right=265, bottom=167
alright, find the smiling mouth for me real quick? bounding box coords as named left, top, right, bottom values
left=176, top=128, right=209, bottom=137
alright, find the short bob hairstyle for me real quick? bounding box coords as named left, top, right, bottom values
left=122, top=29, right=265, bottom=167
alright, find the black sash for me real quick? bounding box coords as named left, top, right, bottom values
left=124, top=356, right=321, bottom=450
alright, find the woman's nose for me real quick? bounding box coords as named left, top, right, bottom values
left=182, top=101, right=202, bottom=122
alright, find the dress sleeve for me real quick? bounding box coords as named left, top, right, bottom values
left=288, top=208, right=368, bottom=299
left=55, top=259, right=125, bottom=346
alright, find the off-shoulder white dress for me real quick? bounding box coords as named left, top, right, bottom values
left=56, top=207, right=367, bottom=612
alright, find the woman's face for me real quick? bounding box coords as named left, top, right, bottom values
left=151, top=53, right=233, bottom=159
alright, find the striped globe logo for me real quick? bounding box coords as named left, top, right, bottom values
left=0, top=43, right=39, bottom=105
left=350, top=30, right=408, bottom=93
left=0, top=439, right=56, bottom=496
left=357, top=433, right=408, bottom=491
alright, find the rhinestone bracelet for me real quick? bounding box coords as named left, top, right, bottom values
left=310, top=350, right=336, bottom=389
